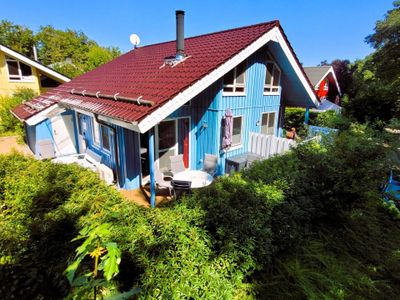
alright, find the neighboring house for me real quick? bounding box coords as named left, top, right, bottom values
left=304, top=66, right=342, bottom=111
left=11, top=12, right=319, bottom=204
left=0, top=43, right=70, bottom=96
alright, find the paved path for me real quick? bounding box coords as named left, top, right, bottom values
left=0, top=136, right=33, bottom=156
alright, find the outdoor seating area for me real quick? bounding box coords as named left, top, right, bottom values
left=226, top=132, right=296, bottom=173
left=153, top=153, right=216, bottom=199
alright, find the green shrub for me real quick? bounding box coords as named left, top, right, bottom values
left=0, top=120, right=397, bottom=299
left=0, top=88, right=36, bottom=137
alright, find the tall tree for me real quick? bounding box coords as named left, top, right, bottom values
left=344, top=1, right=400, bottom=123
left=0, top=20, right=121, bottom=78
left=0, top=20, right=35, bottom=56
left=366, top=0, right=400, bottom=84
left=330, top=59, right=353, bottom=95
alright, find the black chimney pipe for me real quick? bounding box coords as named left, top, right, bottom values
left=176, top=10, right=185, bottom=60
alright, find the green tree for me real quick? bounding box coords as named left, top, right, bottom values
left=0, top=20, right=35, bottom=56
left=344, top=2, right=400, bottom=123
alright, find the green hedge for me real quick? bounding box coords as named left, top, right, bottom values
left=284, top=107, right=349, bottom=137
left=0, top=124, right=399, bottom=299
left=0, top=88, right=37, bottom=138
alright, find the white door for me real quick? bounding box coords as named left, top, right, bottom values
left=51, top=114, right=77, bottom=156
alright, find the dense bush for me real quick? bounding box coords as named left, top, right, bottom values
left=0, top=123, right=399, bottom=299
left=283, top=107, right=346, bottom=137
left=0, top=88, right=36, bottom=137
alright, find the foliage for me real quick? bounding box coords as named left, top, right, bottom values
left=0, top=121, right=398, bottom=299
left=0, top=20, right=121, bottom=78
left=284, top=107, right=346, bottom=137
left=0, top=20, right=35, bottom=56
left=330, top=59, right=354, bottom=96
left=0, top=88, right=37, bottom=137
left=0, top=154, right=124, bottom=299
left=344, top=2, right=400, bottom=123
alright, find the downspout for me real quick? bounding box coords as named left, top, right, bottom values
left=94, top=114, right=120, bottom=185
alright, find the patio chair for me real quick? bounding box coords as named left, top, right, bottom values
left=154, top=166, right=173, bottom=196
left=171, top=180, right=192, bottom=199
left=169, top=154, right=185, bottom=175
left=37, top=139, right=56, bottom=159
left=202, top=153, right=218, bottom=176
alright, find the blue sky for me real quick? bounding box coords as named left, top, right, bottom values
left=4, top=0, right=394, bottom=66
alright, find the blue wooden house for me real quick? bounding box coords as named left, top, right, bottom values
left=12, top=11, right=319, bottom=206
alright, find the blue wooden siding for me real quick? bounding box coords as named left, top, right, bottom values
left=24, top=109, right=78, bottom=157
left=25, top=123, right=36, bottom=153
left=46, top=44, right=284, bottom=190
left=77, top=112, right=141, bottom=189
left=167, top=45, right=282, bottom=175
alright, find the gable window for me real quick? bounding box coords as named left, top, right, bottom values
left=92, top=118, right=100, bottom=146
left=101, top=125, right=111, bottom=151
left=223, top=61, right=246, bottom=94
left=232, top=116, right=243, bottom=147
left=264, top=62, right=281, bottom=94
left=260, top=112, right=276, bottom=135
left=6, top=56, right=33, bottom=81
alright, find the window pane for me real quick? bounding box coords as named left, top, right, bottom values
left=93, top=119, right=100, bottom=145
left=7, top=61, right=19, bottom=76
left=265, top=63, right=273, bottom=85
left=158, top=148, right=176, bottom=172
left=223, top=69, right=235, bottom=87
left=20, top=62, right=32, bottom=76
left=267, top=113, right=275, bottom=135
left=272, top=66, right=280, bottom=87
left=261, top=113, right=276, bottom=135
left=235, top=62, right=246, bottom=84
left=101, top=126, right=110, bottom=151
left=261, top=114, right=269, bottom=135
left=158, top=120, right=176, bottom=150
left=232, top=117, right=242, bottom=145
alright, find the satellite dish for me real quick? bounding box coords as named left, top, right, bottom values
left=129, top=34, right=140, bottom=48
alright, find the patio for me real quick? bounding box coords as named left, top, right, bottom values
left=120, top=184, right=172, bottom=208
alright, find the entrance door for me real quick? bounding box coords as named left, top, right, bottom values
left=51, top=114, right=77, bottom=156
left=156, top=118, right=190, bottom=172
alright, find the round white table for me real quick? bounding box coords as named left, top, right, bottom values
left=173, top=170, right=213, bottom=188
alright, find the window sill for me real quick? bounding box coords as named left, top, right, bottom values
left=9, top=79, right=35, bottom=83
left=263, top=92, right=281, bottom=96
left=222, top=92, right=246, bottom=97
left=227, top=144, right=243, bottom=152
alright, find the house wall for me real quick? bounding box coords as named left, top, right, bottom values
left=0, top=51, right=42, bottom=96
left=76, top=112, right=141, bottom=189
left=25, top=109, right=78, bottom=158
left=0, top=51, right=63, bottom=96
left=67, top=45, right=283, bottom=190
left=167, top=45, right=282, bottom=174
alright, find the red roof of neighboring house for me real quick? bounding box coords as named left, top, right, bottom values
left=12, top=20, right=315, bottom=123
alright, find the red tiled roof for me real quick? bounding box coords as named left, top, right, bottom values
left=12, top=20, right=313, bottom=123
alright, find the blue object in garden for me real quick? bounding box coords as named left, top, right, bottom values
left=308, top=125, right=338, bottom=138
left=383, top=169, right=400, bottom=204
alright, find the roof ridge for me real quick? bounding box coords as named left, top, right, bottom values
left=132, top=20, right=280, bottom=51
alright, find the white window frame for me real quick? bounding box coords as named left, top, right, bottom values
left=230, top=115, right=244, bottom=150
left=264, top=61, right=281, bottom=95
left=92, top=118, right=100, bottom=146
left=5, top=56, right=34, bottom=82
left=223, top=61, right=246, bottom=96
left=260, top=112, right=276, bottom=136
